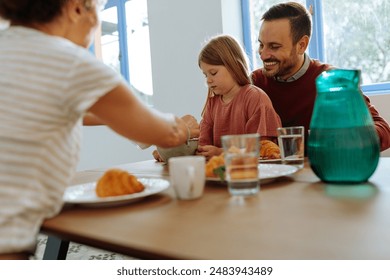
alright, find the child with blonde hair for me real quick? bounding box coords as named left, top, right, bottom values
left=196, top=34, right=281, bottom=160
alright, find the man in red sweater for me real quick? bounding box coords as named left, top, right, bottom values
left=251, top=2, right=390, bottom=151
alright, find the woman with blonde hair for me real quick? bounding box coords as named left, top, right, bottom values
left=196, top=34, right=281, bottom=160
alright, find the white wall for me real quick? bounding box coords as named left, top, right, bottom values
left=148, top=0, right=243, bottom=118
left=77, top=0, right=243, bottom=171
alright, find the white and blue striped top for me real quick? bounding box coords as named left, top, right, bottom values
left=0, top=26, right=122, bottom=253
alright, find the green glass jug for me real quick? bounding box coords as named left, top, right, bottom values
left=307, top=69, right=380, bottom=183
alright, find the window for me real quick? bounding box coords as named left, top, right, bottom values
left=243, top=0, right=390, bottom=95
left=97, top=0, right=153, bottom=104
left=99, top=5, right=120, bottom=73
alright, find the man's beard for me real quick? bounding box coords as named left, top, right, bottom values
left=262, top=64, right=279, bottom=78
left=262, top=51, right=299, bottom=79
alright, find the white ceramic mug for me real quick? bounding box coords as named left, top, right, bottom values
left=168, top=156, right=206, bottom=200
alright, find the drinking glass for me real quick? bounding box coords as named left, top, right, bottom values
left=221, top=134, right=260, bottom=196
left=277, top=126, right=305, bottom=169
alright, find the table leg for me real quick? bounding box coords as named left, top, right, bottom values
left=42, top=236, right=69, bottom=260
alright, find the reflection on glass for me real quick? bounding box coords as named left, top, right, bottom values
left=325, top=184, right=378, bottom=200
left=126, top=0, right=153, bottom=105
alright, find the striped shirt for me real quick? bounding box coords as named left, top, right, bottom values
left=0, top=26, right=122, bottom=253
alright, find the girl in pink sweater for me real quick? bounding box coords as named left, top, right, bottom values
left=197, top=35, right=281, bottom=160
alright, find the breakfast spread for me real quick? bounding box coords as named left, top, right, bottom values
left=205, top=140, right=281, bottom=180
left=96, top=169, right=145, bottom=197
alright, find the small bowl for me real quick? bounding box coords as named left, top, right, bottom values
left=156, top=139, right=199, bottom=162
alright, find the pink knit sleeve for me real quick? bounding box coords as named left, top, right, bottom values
left=256, top=93, right=281, bottom=138
left=244, top=86, right=281, bottom=138
left=199, top=101, right=214, bottom=146
left=364, top=95, right=390, bottom=151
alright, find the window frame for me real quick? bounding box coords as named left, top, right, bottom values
left=102, top=0, right=130, bottom=81
left=241, top=0, right=390, bottom=96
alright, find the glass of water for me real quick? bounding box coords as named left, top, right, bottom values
left=221, top=134, right=260, bottom=196
left=277, top=126, right=305, bottom=168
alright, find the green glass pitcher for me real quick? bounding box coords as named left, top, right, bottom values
left=307, top=69, right=380, bottom=183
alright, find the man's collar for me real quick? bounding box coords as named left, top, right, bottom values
left=275, top=53, right=310, bottom=82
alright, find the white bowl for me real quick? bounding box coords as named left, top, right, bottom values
left=156, top=139, right=199, bottom=162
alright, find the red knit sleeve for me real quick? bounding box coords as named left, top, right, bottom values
left=199, top=99, right=214, bottom=146
left=245, top=86, right=282, bottom=138
left=364, top=94, right=390, bottom=151
left=256, top=94, right=282, bottom=137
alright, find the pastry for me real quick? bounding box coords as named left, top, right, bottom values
left=260, top=140, right=281, bottom=159
left=229, top=156, right=258, bottom=179
left=205, top=154, right=225, bottom=177
left=96, top=169, right=145, bottom=197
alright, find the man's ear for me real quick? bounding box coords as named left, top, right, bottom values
left=297, top=35, right=309, bottom=55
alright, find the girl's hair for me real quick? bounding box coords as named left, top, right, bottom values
left=0, top=0, right=95, bottom=24
left=198, top=34, right=251, bottom=116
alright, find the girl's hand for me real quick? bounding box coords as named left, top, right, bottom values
left=152, top=150, right=164, bottom=162
left=196, top=145, right=223, bottom=161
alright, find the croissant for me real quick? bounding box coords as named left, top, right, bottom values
left=96, top=169, right=145, bottom=197
left=205, top=154, right=225, bottom=177
left=260, top=140, right=281, bottom=159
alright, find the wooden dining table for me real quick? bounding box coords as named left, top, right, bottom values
left=41, top=158, right=390, bottom=260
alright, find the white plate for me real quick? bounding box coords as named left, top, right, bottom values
left=259, top=158, right=282, bottom=163
left=63, top=177, right=170, bottom=207
left=206, top=164, right=298, bottom=184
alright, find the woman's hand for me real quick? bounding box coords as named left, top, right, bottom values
left=181, top=115, right=200, bottom=139
left=196, top=145, right=223, bottom=161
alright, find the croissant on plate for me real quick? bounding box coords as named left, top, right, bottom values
left=96, top=169, right=145, bottom=197
left=205, top=154, right=225, bottom=177
left=260, top=140, right=281, bottom=159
